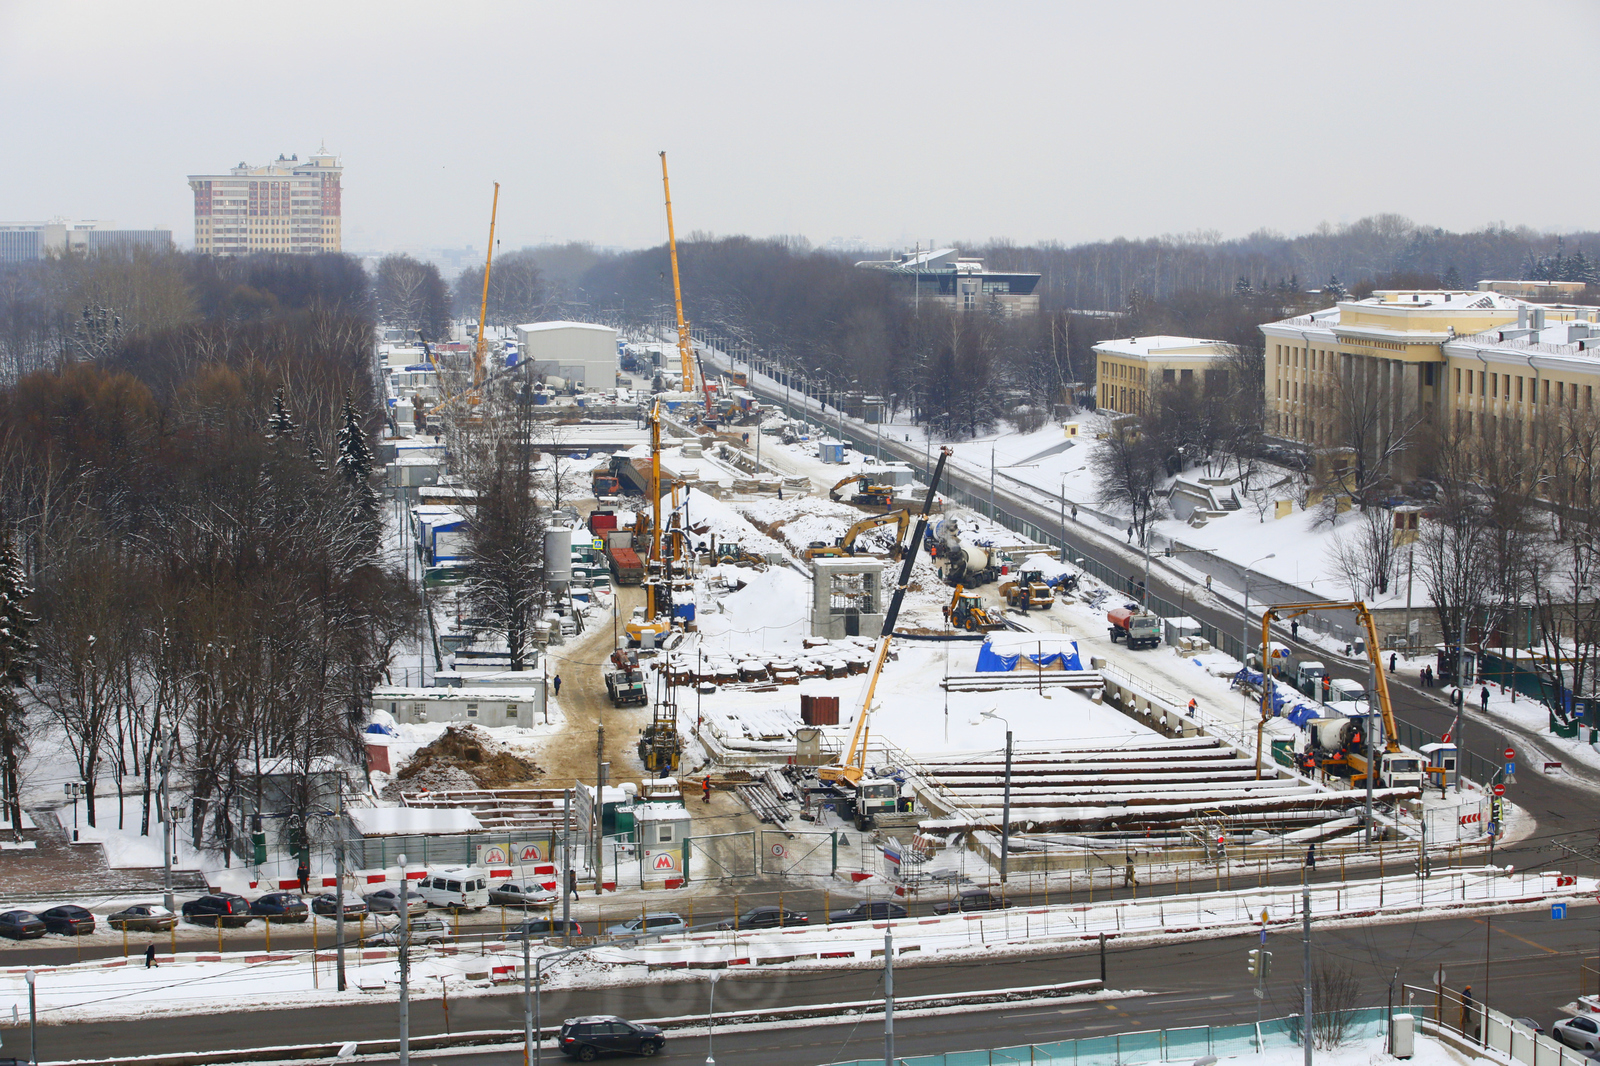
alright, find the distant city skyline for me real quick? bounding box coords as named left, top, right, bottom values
left=5, top=1, right=1600, bottom=256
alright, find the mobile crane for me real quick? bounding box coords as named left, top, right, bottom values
left=423, top=184, right=500, bottom=419
left=1255, top=601, right=1424, bottom=791
left=803, top=510, right=910, bottom=560
left=815, top=448, right=951, bottom=829
left=659, top=152, right=718, bottom=424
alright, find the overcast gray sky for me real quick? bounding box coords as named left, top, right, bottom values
left=6, top=0, right=1599, bottom=257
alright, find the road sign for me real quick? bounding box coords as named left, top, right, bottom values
left=1505, top=747, right=1515, bottom=759
left=1254, top=987, right=1265, bottom=999
left=1552, top=903, right=1568, bottom=920
left=1487, top=821, right=1499, bottom=836
left=1493, top=784, right=1505, bottom=796
left=1433, top=967, right=1447, bottom=986
left=1557, top=876, right=1577, bottom=887
left=1506, top=761, right=1516, bottom=776
left=1441, top=731, right=1452, bottom=743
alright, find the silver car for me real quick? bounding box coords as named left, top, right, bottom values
left=488, top=880, right=558, bottom=908
left=362, top=914, right=451, bottom=947
left=363, top=887, right=428, bottom=915
left=1555, top=1016, right=1600, bottom=1051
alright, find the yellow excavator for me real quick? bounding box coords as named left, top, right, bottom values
left=803, top=510, right=910, bottom=560
left=817, top=449, right=951, bottom=829
left=1256, top=601, right=1424, bottom=792
left=947, top=585, right=1002, bottom=632
left=828, top=474, right=896, bottom=510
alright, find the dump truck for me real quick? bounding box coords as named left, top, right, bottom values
left=587, top=510, right=620, bottom=537
left=604, top=652, right=648, bottom=706
left=1107, top=607, right=1162, bottom=650
left=608, top=545, right=644, bottom=585
left=999, top=569, right=1054, bottom=611
left=592, top=471, right=622, bottom=497
left=1275, top=655, right=1328, bottom=698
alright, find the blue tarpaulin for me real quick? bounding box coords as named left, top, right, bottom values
left=976, top=638, right=1082, bottom=672
left=1234, top=668, right=1323, bottom=724
left=673, top=603, right=696, bottom=622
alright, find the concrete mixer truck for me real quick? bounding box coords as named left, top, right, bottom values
left=929, top=517, right=1000, bottom=587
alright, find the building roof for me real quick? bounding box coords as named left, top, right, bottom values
left=1092, top=335, right=1230, bottom=359
left=515, top=320, right=618, bottom=335
left=347, top=807, right=485, bottom=837
left=372, top=687, right=545, bottom=701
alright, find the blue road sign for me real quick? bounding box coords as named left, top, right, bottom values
left=1506, top=761, right=1516, bottom=775
left=1487, top=821, right=1499, bottom=836
left=1552, top=903, right=1568, bottom=920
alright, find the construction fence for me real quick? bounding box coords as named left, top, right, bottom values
left=1406, top=984, right=1588, bottom=1066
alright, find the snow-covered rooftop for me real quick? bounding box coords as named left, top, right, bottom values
left=1092, top=335, right=1229, bottom=359
left=347, top=807, right=485, bottom=837
left=514, top=320, right=617, bottom=334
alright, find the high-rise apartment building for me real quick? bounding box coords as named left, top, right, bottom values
left=188, top=151, right=342, bottom=256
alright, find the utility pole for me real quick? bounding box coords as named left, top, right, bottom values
left=884, top=926, right=895, bottom=1066
left=26, top=969, right=35, bottom=1066
left=1456, top=612, right=1468, bottom=793
left=593, top=739, right=607, bottom=896
left=1365, top=654, right=1376, bottom=845
left=562, top=788, right=572, bottom=946
left=1059, top=479, right=1067, bottom=564
left=160, top=731, right=175, bottom=913
left=1302, top=885, right=1312, bottom=1066
left=989, top=448, right=996, bottom=521
left=523, top=933, right=534, bottom=1066
left=1000, top=729, right=1013, bottom=883
left=398, top=851, right=410, bottom=1066
left=334, top=787, right=347, bottom=992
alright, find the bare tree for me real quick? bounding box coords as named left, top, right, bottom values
left=374, top=255, right=450, bottom=340
left=1092, top=421, right=1165, bottom=545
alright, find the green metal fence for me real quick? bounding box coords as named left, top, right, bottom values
left=824, top=1007, right=1392, bottom=1066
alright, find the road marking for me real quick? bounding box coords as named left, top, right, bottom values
left=1474, top=917, right=1562, bottom=955
left=1003, top=1007, right=1093, bottom=1019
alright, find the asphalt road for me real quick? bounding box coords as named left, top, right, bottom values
left=25, top=907, right=1600, bottom=1063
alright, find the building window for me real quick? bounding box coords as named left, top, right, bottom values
left=466, top=703, right=479, bottom=717
left=506, top=703, right=518, bottom=719
left=658, top=825, right=674, bottom=843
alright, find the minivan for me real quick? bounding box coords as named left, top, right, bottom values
left=417, top=865, right=489, bottom=911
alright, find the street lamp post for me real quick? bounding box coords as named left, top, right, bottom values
left=705, top=972, right=721, bottom=1066
left=981, top=709, right=1013, bottom=883
left=1241, top=554, right=1277, bottom=734
left=397, top=851, right=410, bottom=1066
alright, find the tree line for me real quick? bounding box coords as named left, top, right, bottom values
left=0, top=249, right=413, bottom=859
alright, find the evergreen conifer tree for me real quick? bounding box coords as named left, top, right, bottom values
left=335, top=394, right=381, bottom=535
left=0, top=533, right=37, bottom=839
left=267, top=387, right=299, bottom=441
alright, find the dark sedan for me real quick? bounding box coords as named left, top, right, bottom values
left=932, top=889, right=1009, bottom=915
left=108, top=903, right=178, bottom=932
left=181, top=893, right=253, bottom=928
left=249, top=892, right=309, bottom=923
left=39, top=905, right=96, bottom=935
left=508, top=918, right=583, bottom=941
left=0, top=910, right=46, bottom=939
left=826, top=901, right=907, bottom=923
left=717, top=906, right=808, bottom=930
left=311, top=892, right=369, bottom=919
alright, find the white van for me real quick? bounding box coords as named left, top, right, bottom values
left=418, top=865, right=490, bottom=911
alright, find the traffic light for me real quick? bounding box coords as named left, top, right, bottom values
left=1248, top=949, right=1259, bottom=976
left=1248, top=949, right=1272, bottom=978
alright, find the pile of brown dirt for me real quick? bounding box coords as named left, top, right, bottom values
left=395, top=726, right=541, bottom=790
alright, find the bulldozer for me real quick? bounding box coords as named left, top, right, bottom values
left=828, top=474, right=896, bottom=510
left=803, top=510, right=910, bottom=561
left=947, top=585, right=1002, bottom=632
left=999, top=569, right=1055, bottom=612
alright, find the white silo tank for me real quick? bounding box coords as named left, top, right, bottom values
left=544, top=525, right=573, bottom=591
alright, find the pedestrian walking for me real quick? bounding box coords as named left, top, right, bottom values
left=1187, top=697, right=1197, bottom=717
left=567, top=868, right=579, bottom=901
left=1421, top=665, right=1430, bottom=688
left=1480, top=685, right=1490, bottom=711
left=1071, top=505, right=1078, bottom=521
left=297, top=857, right=310, bottom=894
left=1205, top=574, right=1212, bottom=590
left=1321, top=674, right=1331, bottom=704
left=145, top=943, right=158, bottom=969
left=1123, top=858, right=1138, bottom=888
left=702, top=776, right=712, bottom=804
left=1126, top=526, right=1133, bottom=543
left=553, top=674, right=562, bottom=697
left=1291, top=619, right=1300, bottom=640
left=778, top=486, right=784, bottom=500
left=1389, top=652, right=1398, bottom=673
left=1305, top=843, right=1316, bottom=869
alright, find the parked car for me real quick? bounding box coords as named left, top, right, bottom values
left=826, top=901, right=907, bottom=924
left=39, top=905, right=96, bottom=935
left=489, top=880, right=559, bottom=908
left=311, top=891, right=369, bottom=919
left=107, top=903, right=178, bottom=933
left=1513, top=1018, right=1544, bottom=1034
left=558, top=1015, right=665, bottom=1060
left=508, top=918, right=583, bottom=941
left=932, top=889, right=1009, bottom=915
left=364, top=887, right=428, bottom=915
left=249, top=892, right=309, bottom=923
left=1555, top=1017, right=1600, bottom=1051
left=716, top=906, right=808, bottom=930
left=362, top=914, right=451, bottom=947
left=181, top=893, right=253, bottom=928
left=0, top=910, right=46, bottom=940
left=604, top=913, right=687, bottom=938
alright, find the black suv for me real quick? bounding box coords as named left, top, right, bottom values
left=717, top=906, right=808, bottom=930
left=508, top=918, right=583, bottom=941
left=558, top=1016, right=665, bottom=1060
left=827, top=900, right=907, bottom=923
left=181, top=893, right=253, bottom=928
left=932, top=888, right=1008, bottom=914
left=250, top=892, right=309, bottom=923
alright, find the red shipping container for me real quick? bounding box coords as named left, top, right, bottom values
left=801, top=694, right=840, bottom=726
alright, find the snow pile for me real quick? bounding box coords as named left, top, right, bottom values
left=670, top=487, right=786, bottom=558
left=698, top=567, right=813, bottom=650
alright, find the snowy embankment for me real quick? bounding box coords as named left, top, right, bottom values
left=8, top=867, right=1586, bottom=1025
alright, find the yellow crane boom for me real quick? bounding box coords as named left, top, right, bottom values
left=473, top=181, right=500, bottom=393
left=659, top=152, right=716, bottom=422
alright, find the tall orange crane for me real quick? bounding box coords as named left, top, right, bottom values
left=658, top=152, right=717, bottom=422
left=471, top=181, right=501, bottom=394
